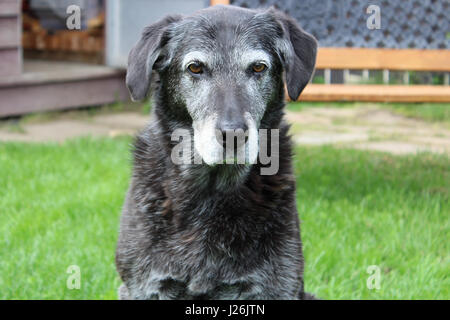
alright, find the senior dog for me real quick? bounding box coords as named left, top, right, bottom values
left=116, top=5, right=317, bottom=300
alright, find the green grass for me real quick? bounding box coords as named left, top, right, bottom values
left=0, top=137, right=448, bottom=299
left=0, top=137, right=132, bottom=299
left=296, top=147, right=449, bottom=299
left=381, top=103, right=450, bottom=124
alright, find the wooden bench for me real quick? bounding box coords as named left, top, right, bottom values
left=300, top=48, right=450, bottom=102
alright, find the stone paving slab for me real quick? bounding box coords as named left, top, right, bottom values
left=0, top=113, right=149, bottom=143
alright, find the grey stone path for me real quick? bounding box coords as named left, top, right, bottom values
left=1, top=106, right=449, bottom=155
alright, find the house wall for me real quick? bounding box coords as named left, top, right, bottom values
left=105, top=0, right=208, bottom=67
left=0, top=0, right=21, bottom=76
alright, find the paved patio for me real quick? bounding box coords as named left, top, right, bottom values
left=1, top=106, right=449, bottom=155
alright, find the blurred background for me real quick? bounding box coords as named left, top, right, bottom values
left=0, top=0, right=448, bottom=300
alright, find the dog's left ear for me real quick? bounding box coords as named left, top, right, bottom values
left=271, top=9, right=317, bottom=101
left=126, top=15, right=182, bottom=101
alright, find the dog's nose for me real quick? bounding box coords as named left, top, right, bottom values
left=216, top=120, right=249, bottom=148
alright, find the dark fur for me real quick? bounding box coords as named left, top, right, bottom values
left=116, top=5, right=317, bottom=300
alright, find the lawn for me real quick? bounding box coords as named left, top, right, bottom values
left=0, top=136, right=448, bottom=299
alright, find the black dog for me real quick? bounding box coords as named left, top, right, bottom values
left=116, top=5, right=317, bottom=300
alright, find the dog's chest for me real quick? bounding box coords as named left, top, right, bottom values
left=141, top=271, right=260, bottom=300
left=135, top=221, right=267, bottom=300
left=142, top=236, right=263, bottom=299
left=128, top=174, right=296, bottom=300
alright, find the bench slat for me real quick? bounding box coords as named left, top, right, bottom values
left=296, top=84, right=450, bottom=102
left=316, top=48, right=450, bottom=72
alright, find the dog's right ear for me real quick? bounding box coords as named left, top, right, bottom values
left=126, top=15, right=182, bottom=102
left=269, top=9, right=317, bottom=101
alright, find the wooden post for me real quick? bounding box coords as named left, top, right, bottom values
left=210, top=0, right=230, bottom=5
left=343, top=69, right=350, bottom=84
left=383, top=69, right=389, bottom=84
left=324, top=68, right=331, bottom=85
left=403, top=71, right=410, bottom=85
left=362, top=69, right=369, bottom=82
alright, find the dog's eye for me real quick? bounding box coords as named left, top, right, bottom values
left=187, top=62, right=203, bottom=75
left=252, top=63, right=267, bottom=73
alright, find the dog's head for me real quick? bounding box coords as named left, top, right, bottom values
left=126, top=5, right=317, bottom=166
